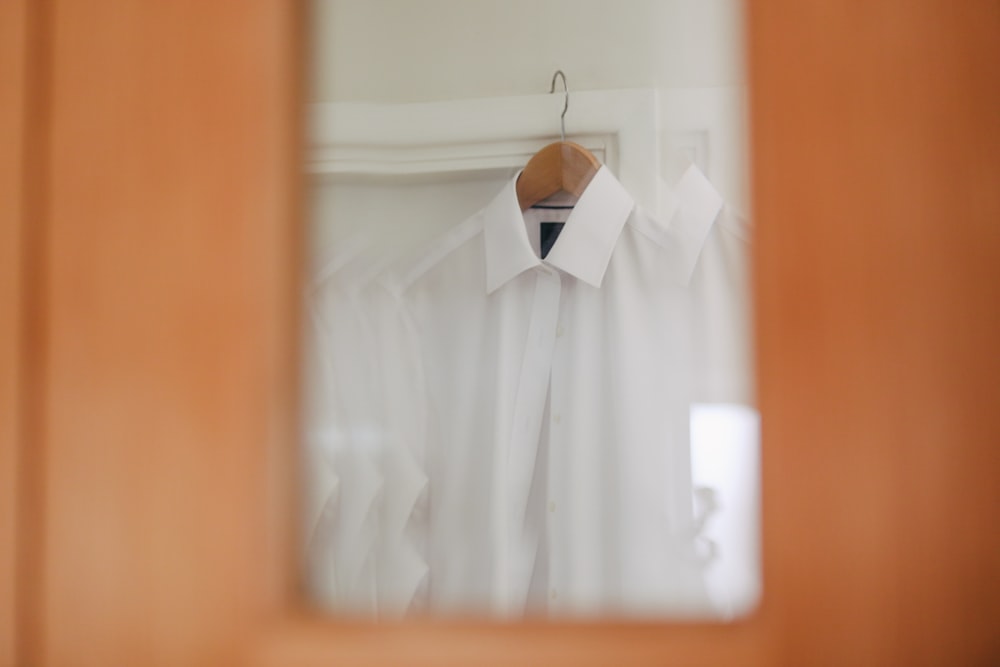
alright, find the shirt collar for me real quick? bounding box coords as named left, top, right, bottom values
left=483, top=165, right=635, bottom=294
left=481, top=163, right=724, bottom=293
left=646, top=163, right=725, bottom=286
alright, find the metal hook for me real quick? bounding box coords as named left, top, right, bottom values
left=550, top=70, right=569, bottom=142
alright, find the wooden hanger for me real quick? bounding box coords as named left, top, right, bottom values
left=516, top=71, right=601, bottom=211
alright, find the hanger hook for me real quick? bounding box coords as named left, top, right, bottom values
left=550, top=70, right=568, bottom=142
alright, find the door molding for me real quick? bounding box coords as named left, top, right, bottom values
left=308, top=89, right=658, bottom=212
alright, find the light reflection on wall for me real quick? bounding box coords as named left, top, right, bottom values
left=690, top=403, right=761, bottom=618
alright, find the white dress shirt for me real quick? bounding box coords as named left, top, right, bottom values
left=304, top=237, right=430, bottom=617
left=378, top=163, right=752, bottom=617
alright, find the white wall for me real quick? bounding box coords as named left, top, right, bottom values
left=307, top=0, right=749, bottom=211
left=309, top=0, right=745, bottom=102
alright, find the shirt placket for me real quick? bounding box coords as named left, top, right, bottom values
left=503, top=265, right=561, bottom=614
left=545, top=279, right=571, bottom=612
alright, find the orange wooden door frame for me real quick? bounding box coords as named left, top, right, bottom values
left=0, top=0, right=31, bottom=664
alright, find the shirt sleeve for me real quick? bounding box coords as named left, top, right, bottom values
left=303, top=280, right=382, bottom=614
left=370, top=276, right=430, bottom=616
left=687, top=205, right=755, bottom=407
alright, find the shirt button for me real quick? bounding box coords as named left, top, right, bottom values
left=549, top=500, right=557, bottom=513
left=553, top=413, right=561, bottom=424
left=556, top=325, right=565, bottom=338
left=550, top=589, right=558, bottom=601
